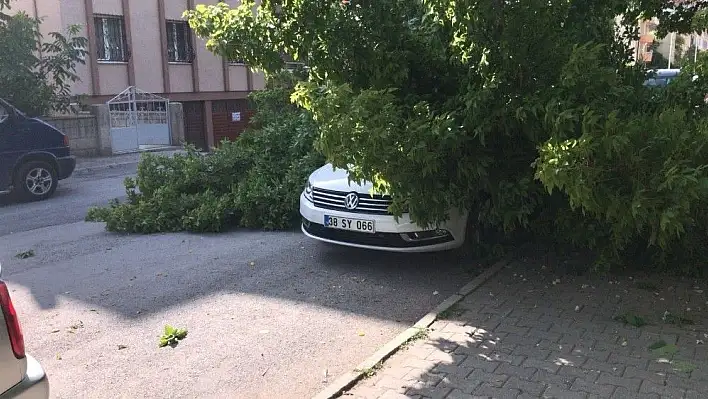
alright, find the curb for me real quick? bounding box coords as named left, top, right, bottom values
left=312, top=257, right=510, bottom=399
left=73, top=147, right=185, bottom=175
left=74, top=161, right=140, bottom=175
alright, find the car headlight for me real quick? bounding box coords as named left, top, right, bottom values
left=304, top=181, right=314, bottom=201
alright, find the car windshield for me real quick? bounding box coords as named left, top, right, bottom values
left=645, top=77, right=669, bottom=87
left=644, top=69, right=680, bottom=88
left=0, top=105, right=8, bottom=124
left=0, top=99, right=24, bottom=119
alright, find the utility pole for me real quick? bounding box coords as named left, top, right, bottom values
left=668, top=32, right=676, bottom=68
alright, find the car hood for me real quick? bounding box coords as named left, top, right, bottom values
left=309, top=164, right=375, bottom=194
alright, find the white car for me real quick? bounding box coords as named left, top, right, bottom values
left=300, top=164, right=468, bottom=252
left=0, top=264, right=49, bottom=399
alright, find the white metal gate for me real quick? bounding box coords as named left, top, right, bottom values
left=107, top=86, right=171, bottom=154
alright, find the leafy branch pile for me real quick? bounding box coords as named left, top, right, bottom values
left=183, top=1, right=708, bottom=272
left=86, top=71, right=324, bottom=233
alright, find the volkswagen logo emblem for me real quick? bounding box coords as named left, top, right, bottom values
left=344, top=192, right=359, bottom=210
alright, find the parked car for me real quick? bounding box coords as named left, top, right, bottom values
left=644, top=68, right=681, bottom=87
left=0, top=263, right=49, bottom=398
left=0, top=99, right=76, bottom=201
left=300, top=164, right=468, bottom=252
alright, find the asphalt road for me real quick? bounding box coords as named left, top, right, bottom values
left=0, top=164, right=477, bottom=399
left=0, top=163, right=134, bottom=236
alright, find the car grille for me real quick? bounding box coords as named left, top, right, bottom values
left=312, top=187, right=392, bottom=215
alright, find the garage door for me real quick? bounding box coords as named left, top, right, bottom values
left=183, top=101, right=207, bottom=151
left=212, top=99, right=253, bottom=146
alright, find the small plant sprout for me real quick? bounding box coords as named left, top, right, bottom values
left=158, top=325, right=188, bottom=348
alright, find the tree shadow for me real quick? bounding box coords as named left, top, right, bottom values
left=348, top=257, right=706, bottom=398
left=1, top=227, right=481, bottom=325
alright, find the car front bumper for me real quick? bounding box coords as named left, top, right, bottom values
left=56, top=156, right=76, bottom=180
left=299, top=192, right=466, bottom=252
left=0, top=355, right=49, bottom=399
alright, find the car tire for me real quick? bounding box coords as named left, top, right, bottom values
left=14, top=161, right=58, bottom=202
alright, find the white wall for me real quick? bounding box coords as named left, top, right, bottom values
left=129, top=0, right=163, bottom=93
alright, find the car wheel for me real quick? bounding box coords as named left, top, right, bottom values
left=14, top=161, right=58, bottom=201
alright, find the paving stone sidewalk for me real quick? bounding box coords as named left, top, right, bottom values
left=344, top=257, right=708, bottom=399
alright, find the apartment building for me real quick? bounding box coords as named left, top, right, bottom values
left=635, top=17, right=708, bottom=66
left=13, top=0, right=264, bottom=150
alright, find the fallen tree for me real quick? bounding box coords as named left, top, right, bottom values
left=86, top=71, right=324, bottom=233
left=181, top=0, right=708, bottom=272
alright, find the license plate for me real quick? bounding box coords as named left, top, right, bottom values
left=324, top=215, right=375, bottom=233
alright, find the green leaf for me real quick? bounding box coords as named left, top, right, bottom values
left=174, top=328, right=188, bottom=340
left=164, top=325, right=176, bottom=336
left=651, top=344, right=678, bottom=357
left=647, top=340, right=667, bottom=350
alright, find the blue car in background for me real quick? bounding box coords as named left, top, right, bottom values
left=0, top=99, right=75, bottom=201
left=644, top=68, right=681, bottom=87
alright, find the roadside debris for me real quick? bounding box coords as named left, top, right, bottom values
left=158, top=324, right=188, bottom=347
left=14, top=249, right=35, bottom=259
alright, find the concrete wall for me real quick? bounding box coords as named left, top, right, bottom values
left=93, top=0, right=123, bottom=15
left=42, top=103, right=184, bottom=157
left=164, top=0, right=188, bottom=20
left=194, top=0, right=225, bottom=92
left=252, top=72, right=266, bottom=90
left=169, top=65, right=194, bottom=92
left=61, top=0, right=92, bottom=95
left=129, top=0, right=163, bottom=93
left=229, top=65, right=249, bottom=91
left=99, top=63, right=130, bottom=95
left=92, top=105, right=113, bottom=155
left=43, top=114, right=102, bottom=157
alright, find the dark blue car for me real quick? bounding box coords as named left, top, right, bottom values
left=0, top=99, right=75, bottom=201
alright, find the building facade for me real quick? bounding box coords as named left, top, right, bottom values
left=13, top=0, right=264, bottom=150
left=635, top=17, right=708, bottom=67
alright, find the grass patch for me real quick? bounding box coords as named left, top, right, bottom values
left=355, top=361, right=384, bottom=379
left=613, top=312, right=648, bottom=328
left=409, top=327, right=429, bottom=342
left=635, top=281, right=660, bottom=291
left=663, top=313, right=695, bottom=326
left=672, top=360, right=697, bottom=373
left=354, top=327, right=430, bottom=379
left=14, top=249, right=35, bottom=259
left=401, top=327, right=430, bottom=349
left=438, top=304, right=464, bottom=320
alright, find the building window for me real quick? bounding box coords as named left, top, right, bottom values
left=94, top=15, right=129, bottom=62
left=166, top=20, right=194, bottom=63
